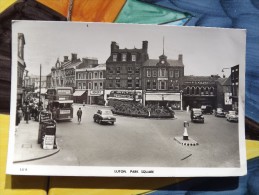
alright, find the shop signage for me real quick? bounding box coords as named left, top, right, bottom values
left=43, top=135, right=55, bottom=150
left=224, top=92, right=232, bottom=105
left=90, top=90, right=103, bottom=96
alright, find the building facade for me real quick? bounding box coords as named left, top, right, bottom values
left=143, top=53, right=184, bottom=108
left=104, top=41, right=149, bottom=101
left=231, top=64, right=239, bottom=111
left=17, top=33, right=26, bottom=106
left=216, top=77, right=232, bottom=110
left=182, top=75, right=219, bottom=109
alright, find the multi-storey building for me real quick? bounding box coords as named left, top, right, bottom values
left=17, top=33, right=26, bottom=106
left=215, top=77, right=232, bottom=111
left=46, top=73, right=52, bottom=88
left=74, top=63, right=106, bottom=104
left=104, top=41, right=149, bottom=102
left=51, top=57, right=69, bottom=87
left=182, top=75, right=219, bottom=109
left=231, top=64, right=239, bottom=111
left=142, top=53, right=184, bottom=108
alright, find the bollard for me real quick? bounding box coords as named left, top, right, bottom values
left=183, top=121, right=189, bottom=140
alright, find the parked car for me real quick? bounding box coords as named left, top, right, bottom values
left=191, top=108, right=204, bottom=123
left=226, top=111, right=238, bottom=122
left=201, top=105, right=213, bottom=114
left=93, top=109, right=116, bottom=125
left=215, top=108, right=225, bottom=117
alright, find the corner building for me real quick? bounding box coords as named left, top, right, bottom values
left=104, top=41, right=149, bottom=102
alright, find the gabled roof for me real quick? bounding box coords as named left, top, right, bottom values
left=184, top=75, right=218, bottom=82
left=143, top=59, right=184, bottom=67
left=217, top=76, right=231, bottom=85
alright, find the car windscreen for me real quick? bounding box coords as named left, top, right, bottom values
left=193, top=110, right=202, bottom=114
left=102, top=110, right=112, bottom=115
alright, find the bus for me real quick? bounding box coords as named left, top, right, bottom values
left=45, top=87, right=73, bottom=121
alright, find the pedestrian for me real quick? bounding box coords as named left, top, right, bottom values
left=17, top=107, right=23, bottom=121
left=24, top=106, right=30, bottom=124
left=77, top=107, right=82, bottom=124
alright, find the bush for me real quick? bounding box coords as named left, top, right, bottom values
left=107, top=99, right=174, bottom=118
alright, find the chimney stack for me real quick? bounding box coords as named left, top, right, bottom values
left=142, top=40, right=148, bottom=52
left=71, top=53, right=77, bottom=62
left=111, top=41, right=119, bottom=52
left=64, top=56, right=69, bottom=62
left=178, top=54, right=183, bottom=63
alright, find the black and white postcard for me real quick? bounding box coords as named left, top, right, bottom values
left=7, top=21, right=247, bottom=177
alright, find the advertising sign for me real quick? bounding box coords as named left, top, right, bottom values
left=89, top=90, right=103, bottom=96
left=224, top=92, right=232, bottom=105
left=43, top=135, right=55, bottom=150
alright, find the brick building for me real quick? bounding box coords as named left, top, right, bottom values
left=17, top=33, right=26, bottom=106
left=231, top=64, right=239, bottom=111
left=182, top=75, right=219, bottom=109
left=216, top=77, right=232, bottom=111
left=142, top=53, right=184, bottom=108
left=104, top=41, right=149, bottom=102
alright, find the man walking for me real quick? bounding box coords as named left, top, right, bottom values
left=77, top=107, right=82, bottom=124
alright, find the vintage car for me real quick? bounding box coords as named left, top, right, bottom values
left=191, top=108, right=204, bottom=123
left=215, top=108, right=225, bottom=117
left=93, top=109, right=116, bottom=125
left=226, top=111, right=238, bottom=122
left=201, top=105, right=213, bottom=114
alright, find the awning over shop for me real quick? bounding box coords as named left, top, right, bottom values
left=73, top=90, right=86, bottom=97
left=146, top=93, right=180, bottom=101
left=53, top=100, right=74, bottom=103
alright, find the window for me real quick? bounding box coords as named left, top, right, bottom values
left=116, top=67, right=121, bottom=74
left=94, top=82, right=98, bottom=90
left=128, top=67, right=133, bottom=74
left=127, top=79, right=132, bottom=88
left=147, top=80, right=151, bottom=89
left=132, top=54, right=136, bottom=61
left=122, top=53, right=127, bottom=61
left=136, top=79, right=140, bottom=88
left=159, top=68, right=166, bottom=77
left=108, top=80, right=113, bottom=88
left=94, top=72, right=98, bottom=78
left=109, top=68, right=113, bottom=74
left=88, top=82, right=92, bottom=90
left=159, top=81, right=166, bottom=90
left=152, top=80, right=157, bottom=90
left=147, top=69, right=151, bottom=77
left=170, top=83, right=174, bottom=90
left=116, top=79, right=120, bottom=87
left=169, top=70, right=174, bottom=77
left=135, top=67, right=140, bottom=74
left=88, top=73, right=92, bottom=79
left=196, top=87, right=200, bottom=95
left=78, top=83, right=82, bottom=89
left=175, top=70, right=179, bottom=78
left=100, top=82, right=103, bottom=89
left=175, top=84, right=179, bottom=91
left=100, top=72, right=103, bottom=78
left=83, top=83, right=86, bottom=89
left=152, top=69, right=157, bottom=77
left=113, top=54, right=117, bottom=61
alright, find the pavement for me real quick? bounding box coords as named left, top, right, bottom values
left=14, top=118, right=60, bottom=163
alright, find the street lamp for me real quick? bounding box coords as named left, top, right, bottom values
left=180, top=90, right=183, bottom=111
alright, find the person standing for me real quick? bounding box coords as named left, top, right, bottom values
left=77, top=107, right=82, bottom=124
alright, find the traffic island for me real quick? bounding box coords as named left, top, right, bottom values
left=174, top=121, right=199, bottom=146
left=174, top=136, right=199, bottom=146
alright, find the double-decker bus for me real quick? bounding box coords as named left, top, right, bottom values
left=45, top=87, right=73, bottom=121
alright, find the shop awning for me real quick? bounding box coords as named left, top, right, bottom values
left=53, top=100, right=74, bottom=103
left=73, top=90, right=86, bottom=97
left=146, top=93, right=180, bottom=101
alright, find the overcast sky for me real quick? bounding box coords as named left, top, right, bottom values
left=12, top=21, right=246, bottom=77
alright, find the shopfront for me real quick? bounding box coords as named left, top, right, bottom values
left=145, top=92, right=181, bottom=109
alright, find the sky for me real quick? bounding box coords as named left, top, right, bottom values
left=12, top=21, right=246, bottom=77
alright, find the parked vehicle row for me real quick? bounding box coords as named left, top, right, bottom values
left=191, top=105, right=238, bottom=124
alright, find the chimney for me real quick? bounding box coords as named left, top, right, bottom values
left=111, top=41, right=119, bottom=52
left=178, top=54, right=183, bottom=63
left=142, top=41, right=148, bottom=52
left=71, top=53, right=77, bottom=62
left=64, top=56, right=69, bottom=62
